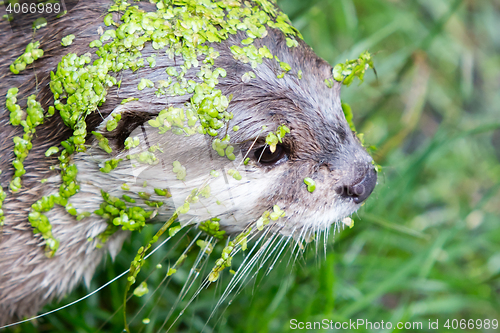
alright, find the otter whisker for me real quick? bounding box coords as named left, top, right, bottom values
left=289, top=227, right=307, bottom=268
left=166, top=278, right=212, bottom=332
left=127, top=226, right=195, bottom=327
left=236, top=129, right=263, bottom=169
left=247, top=229, right=283, bottom=293
left=0, top=267, right=131, bottom=330
left=209, top=230, right=292, bottom=329
left=205, top=229, right=271, bottom=317
left=255, top=229, right=283, bottom=274
left=323, top=226, right=330, bottom=259
left=164, top=227, right=261, bottom=332
left=158, top=231, right=204, bottom=329
left=177, top=237, right=216, bottom=302
left=214, top=231, right=276, bottom=310
left=207, top=234, right=284, bottom=331
left=99, top=225, right=196, bottom=331
left=266, top=231, right=294, bottom=276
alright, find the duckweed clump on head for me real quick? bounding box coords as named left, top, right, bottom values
left=333, top=51, right=375, bottom=86
left=50, top=52, right=117, bottom=152
left=6, top=88, right=24, bottom=126
left=100, top=158, right=123, bottom=173
left=265, top=124, right=290, bottom=153
left=95, top=190, right=153, bottom=241
left=92, top=131, right=113, bottom=154
left=124, top=136, right=140, bottom=149
left=29, top=195, right=60, bottom=256
left=7, top=89, right=53, bottom=193
left=10, top=41, right=44, bottom=74
left=9, top=0, right=304, bottom=258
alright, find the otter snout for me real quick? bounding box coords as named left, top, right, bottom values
left=336, top=166, right=377, bottom=204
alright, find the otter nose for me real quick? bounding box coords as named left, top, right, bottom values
left=336, top=167, right=377, bottom=204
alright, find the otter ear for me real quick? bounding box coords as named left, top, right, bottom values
left=94, top=102, right=157, bottom=151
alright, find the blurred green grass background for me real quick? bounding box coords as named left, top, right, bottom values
left=9, top=0, right=500, bottom=332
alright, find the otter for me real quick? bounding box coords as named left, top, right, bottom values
left=0, top=0, right=377, bottom=326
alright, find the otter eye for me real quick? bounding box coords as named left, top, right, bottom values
left=255, top=145, right=286, bottom=165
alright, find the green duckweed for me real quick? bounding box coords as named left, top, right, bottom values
left=100, top=158, right=123, bottom=173
left=269, top=205, right=285, bottom=220
left=172, top=161, right=186, bottom=181
left=124, top=136, right=140, bottom=149
left=133, top=281, right=149, bottom=297
left=45, top=146, right=60, bottom=157
left=10, top=41, right=44, bottom=74
left=332, top=50, right=375, bottom=86
left=199, top=218, right=226, bottom=240
left=304, top=177, right=316, bottom=192
left=61, top=34, right=75, bottom=46
left=0, top=170, right=6, bottom=226
left=265, top=124, right=290, bottom=153
left=196, top=239, right=214, bottom=254
left=154, top=188, right=172, bottom=197
left=341, top=102, right=356, bottom=132
left=207, top=227, right=252, bottom=282
left=227, top=169, right=242, bottom=180
left=106, top=113, right=122, bottom=131
left=7, top=90, right=52, bottom=194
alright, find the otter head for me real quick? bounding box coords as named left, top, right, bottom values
left=77, top=31, right=377, bottom=241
